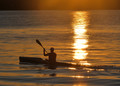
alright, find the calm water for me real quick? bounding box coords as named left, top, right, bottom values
left=0, top=10, right=120, bottom=86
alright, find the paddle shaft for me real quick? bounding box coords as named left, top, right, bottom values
left=40, top=45, right=48, bottom=53
left=36, top=39, right=48, bottom=53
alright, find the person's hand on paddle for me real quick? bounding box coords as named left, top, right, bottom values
left=43, top=48, right=46, bottom=52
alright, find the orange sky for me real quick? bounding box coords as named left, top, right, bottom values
left=38, top=0, right=120, bottom=10
left=0, top=0, right=120, bottom=10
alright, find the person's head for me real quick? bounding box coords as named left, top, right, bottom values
left=50, top=47, right=54, bottom=52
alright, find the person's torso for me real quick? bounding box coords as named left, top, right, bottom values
left=48, top=53, right=56, bottom=63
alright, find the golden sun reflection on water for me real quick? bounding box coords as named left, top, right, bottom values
left=72, top=11, right=90, bottom=65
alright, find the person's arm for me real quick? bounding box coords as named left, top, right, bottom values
left=43, top=48, right=49, bottom=56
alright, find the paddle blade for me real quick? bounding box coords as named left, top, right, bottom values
left=36, top=39, right=42, bottom=46
left=36, top=39, right=47, bottom=53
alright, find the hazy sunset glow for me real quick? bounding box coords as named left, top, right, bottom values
left=38, top=0, right=119, bottom=10
left=0, top=0, right=119, bottom=10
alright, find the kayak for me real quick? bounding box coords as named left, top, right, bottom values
left=19, top=57, right=118, bottom=70
left=19, top=56, right=75, bottom=67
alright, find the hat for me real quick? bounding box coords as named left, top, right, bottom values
left=50, top=47, right=54, bottom=51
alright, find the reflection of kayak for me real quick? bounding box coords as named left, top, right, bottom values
left=19, top=57, right=119, bottom=70
left=19, top=57, right=75, bottom=67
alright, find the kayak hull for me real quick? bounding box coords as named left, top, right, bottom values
left=19, top=57, right=116, bottom=70
left=19, top=57, right=74, bottom=67
left=19, top=57, right=47, bottom=64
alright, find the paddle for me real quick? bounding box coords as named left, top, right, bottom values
left=36, top=39, right=48, bottom=53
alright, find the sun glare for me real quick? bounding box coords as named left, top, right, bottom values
left=72, top=11, right=90, bottom=65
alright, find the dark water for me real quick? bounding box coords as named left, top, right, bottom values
left=0, top=10, right=120, bottom=86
